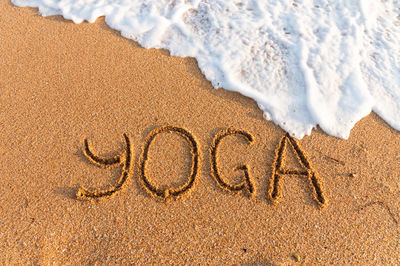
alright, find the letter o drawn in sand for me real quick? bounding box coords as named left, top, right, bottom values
left=77, top=133, right=133, bottom=200
left=210, top=128, right=255, bottom=197
left=139, top=125, right=199, bottom=199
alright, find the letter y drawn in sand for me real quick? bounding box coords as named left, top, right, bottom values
left=76, top=133, right=133, bottom=200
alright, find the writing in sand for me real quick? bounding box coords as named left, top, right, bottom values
left=77, top=125, right=327, bottom=208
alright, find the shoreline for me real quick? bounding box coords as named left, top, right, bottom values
left=1, top=2, right=399, bottom=264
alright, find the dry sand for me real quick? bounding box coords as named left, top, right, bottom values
left=1, top=2, right=399, bottom=264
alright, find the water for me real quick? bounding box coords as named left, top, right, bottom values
left=12, top=0, right=400, bottom=139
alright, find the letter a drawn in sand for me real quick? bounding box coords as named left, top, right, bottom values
left=76, top=133, right=133, bottom=200
left=268, top=134, right=326, bottom=208
left=210, top=128, right=255, bottom=197
left=139, top=125, right=199, bottom=200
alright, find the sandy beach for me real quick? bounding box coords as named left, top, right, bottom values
left=1, top=2, right=399, bottom=264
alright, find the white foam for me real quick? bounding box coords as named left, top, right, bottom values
left=12, top=0, right=400, bottom=138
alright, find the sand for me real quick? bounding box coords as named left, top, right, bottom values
left=1, top=1, right=399, bottom=264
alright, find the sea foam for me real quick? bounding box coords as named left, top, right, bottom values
left=12, top=0, right=400, bottom=138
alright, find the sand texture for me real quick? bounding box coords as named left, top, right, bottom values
left=1, top=2, right=399, bottom=264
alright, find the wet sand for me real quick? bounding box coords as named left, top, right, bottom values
left=0, top=2, right=399, bottom=264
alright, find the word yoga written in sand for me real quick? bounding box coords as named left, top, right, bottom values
left=77, top=126, right=327, bottom=208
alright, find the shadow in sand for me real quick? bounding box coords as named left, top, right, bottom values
left=54, top=186, right=79, bottom=200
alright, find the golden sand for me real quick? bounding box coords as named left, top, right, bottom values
left=1, top=1, right=399, bottom=264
